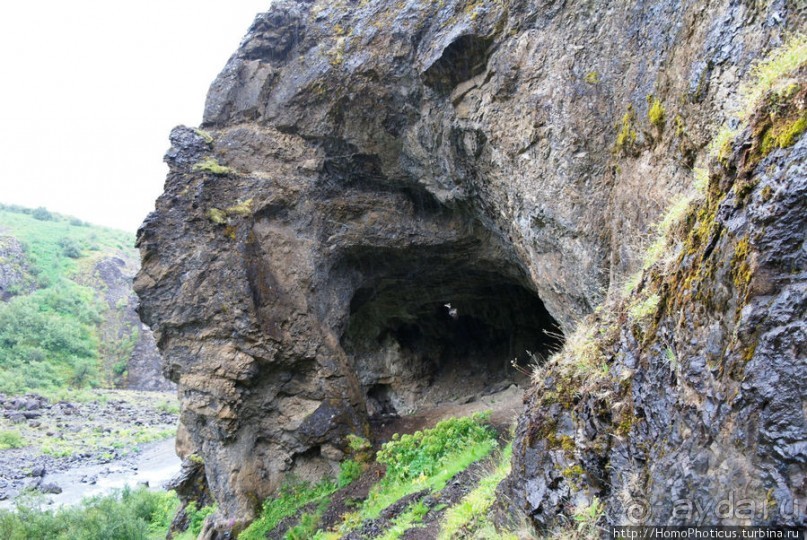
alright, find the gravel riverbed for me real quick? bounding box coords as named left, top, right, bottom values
left=0, top=389, right=179, bottom=505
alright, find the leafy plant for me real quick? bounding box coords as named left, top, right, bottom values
left=0, top=486, right=179, bottom=540
left=628, top=293, right=661, bottom=324
left=572, top=497, right=604, bottom=538
left=0, top=429, right=26, bottom=450
left=239, top=477, right=344, bottom=540
left=377, top=412, right=495, bottom=484
left=338, top=459, right=362, bottom=487
left=357, top=413, right=497, bottom=522
left=185, top=501, right=216, bottom=536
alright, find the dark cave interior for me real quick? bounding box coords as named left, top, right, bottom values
left=338, top=249, right=563, bottom=417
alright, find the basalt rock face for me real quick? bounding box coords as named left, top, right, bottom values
left=135, top=0, right=804, bottom=532
left=503, top=100, right=807, bottom=529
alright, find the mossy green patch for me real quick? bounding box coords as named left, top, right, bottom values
left=225, top=199, right=253, bottom=217
left=193, top=157, right=233, bottom=175
left=193, top=129, right=214, bottom=145
left=647, top=96, right=665, bottom=130
left=206, top=208, right=227, bottom=225
left=614, top=106, right=638, bottom=155
left=673, top=114, right=686, bottom=137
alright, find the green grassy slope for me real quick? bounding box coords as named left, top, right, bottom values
left=0, top=204, right=138, bottom=395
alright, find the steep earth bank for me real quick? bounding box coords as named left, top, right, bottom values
left=135, top=0, right=805, bottom=534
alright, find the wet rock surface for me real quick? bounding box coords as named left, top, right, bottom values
left=135, top=0, right=804, bottom=532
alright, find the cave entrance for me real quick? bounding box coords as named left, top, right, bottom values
left=339, top=250, right=563, bottom=419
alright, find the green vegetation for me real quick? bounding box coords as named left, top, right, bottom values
left=337, top=459, right=363, bottom=486
left=572, top=497, right=605, bottom=538
left=584, top=71, right=600, bottom=84
left=346, top=433, right=373, bottom=462
left=363, top=413, right=496, bottom=518
left=376, top=500, right=430, bottom=540
left=0, top=486, right=179, bottom=540
left=0, top=205, right=137, bottom=395
left=194, top=128, right=215, bottom=145
left=760, top=112, right=807, bottom=155
left=647, top=96, right=665, bottom=129
left=738, top=34, right=807, bottom=120
left=614, top=107, right=638, bottom=155
left=193, top=156, right=233, bottom=175
left=238, top=477, right=342, bottom=540
left=437, top=443, right=515, bottom=540
left=207, top=200, right=254, bottom=226
left=377, top=412, right=494, bottom=484
left=708, top=125, right=739, bottom=163
left=709, top=33, right=806, bottom=164
left=628, top=293, right=661, bottom=325
left=0, top=429, right=25, bottom=450
left=285, top=501, right=329, bottom=540
left=673, top=114, right=686, bottom=137
left=247, top=413, right=499, bottom=539
left=206, top=208, right=227, bottom=224
left=39, top=425, right=175, bottom=459
left=171, top=501, right=217, bottom=539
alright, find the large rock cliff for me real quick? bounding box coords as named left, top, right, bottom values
left=135, top=0, right=805, bottom=533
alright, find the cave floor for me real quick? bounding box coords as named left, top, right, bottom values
left=368, top=383, right=523, bottom=448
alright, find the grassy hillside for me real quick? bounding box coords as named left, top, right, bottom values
left=0, top=204, right=138, bottom=395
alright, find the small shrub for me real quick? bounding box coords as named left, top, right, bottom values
left=185, top=501, right=216, bottom=536
left=664, top=347, right=678, bottom=371
left=338, top=459, right=362, bottom=487
left=346, top=433, right=372, bottom=462
left=31, top=207, right=54, bottom=221
left=0, top=430, right=25, bottom=450
left=584, top=71, right=599, bottom=84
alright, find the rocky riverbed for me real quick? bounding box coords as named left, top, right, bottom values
left=0, top=389, right=179, bottom=504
